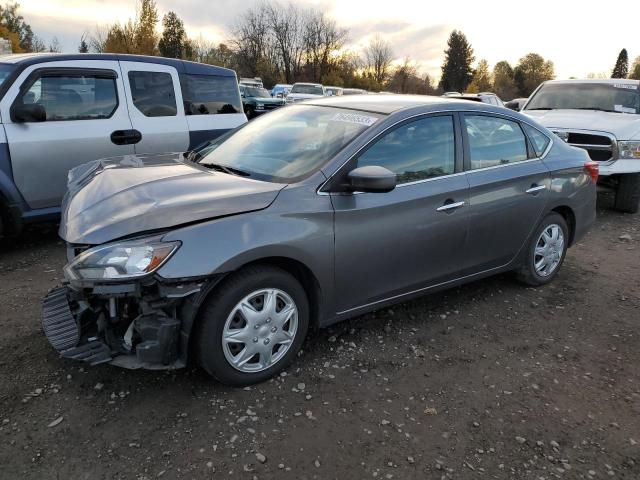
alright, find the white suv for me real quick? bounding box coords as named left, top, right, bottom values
left=523, top=79, right=640, bottom=213
left=0, top=53, right=247, bottom=236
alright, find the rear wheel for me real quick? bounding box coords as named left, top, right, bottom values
left=614, top=173, right=640, bottom=214
left=197, top=265, right=309, bottom=386
left=517, top=213, right=569, bottom=286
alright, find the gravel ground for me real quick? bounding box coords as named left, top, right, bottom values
left=0, top=193, right=639, bottom=480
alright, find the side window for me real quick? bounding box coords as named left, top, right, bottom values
left=357, top=115, right=456, bottom=184
left=465, top=115, right=528, bottom=170
left=128, top=71, right=177, bottom=117
left=16, top=71, right=118, bottom=121
left=523, top=124, right=551, bottom=157
left=180, top=74, right=242, bottom=115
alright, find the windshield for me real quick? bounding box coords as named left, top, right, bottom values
left=245, top=87, right=271, bottom=98
left=291, top=84, right=323, bottom=95
left=0, top=63, right=15, bottom=90
left=526, top=83, right=640, bottom=114
left=198, top=105, right=381, bottom=183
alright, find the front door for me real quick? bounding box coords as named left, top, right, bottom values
left=331, top=114, right=470, bottom=314
left=1, top=60, right=134, bottom=209
left=119, top=61, right=189, bottom=154
left=461, top=113, right=551, bottom=273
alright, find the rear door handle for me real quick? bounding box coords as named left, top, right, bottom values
left=436, top=200, right=465, bottom=212
left=110, top=129, right=142, bottom=145
left=525, top=184, right=546, bottom=195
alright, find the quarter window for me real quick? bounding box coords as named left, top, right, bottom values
left=523, top=124, right=551, bottom=157
left=17, top=71, right=118, bottom=121
left=465, top=115, right=528, bottom=170
left=128, top=71, right=177, bottom=117
left=180, top=73, right=242, bottom=115
left=357, top=115, right=456, bottom=184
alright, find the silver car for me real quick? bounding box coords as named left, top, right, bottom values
left=43, top=95, right=598, bottom=386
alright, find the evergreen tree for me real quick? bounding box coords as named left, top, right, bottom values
left=629, top=56, right=640, bottom=80
left=158, top=11, right=186, bottom=58
left=467, top=59, right=492, bottom=93
left=439, top=30, right=475, bottom=92
left=78, top=36, right=89, bottom=53
left=611, top=48, right=629, bottom=78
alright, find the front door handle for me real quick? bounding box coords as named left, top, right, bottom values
left=526, top=184, right=546, bottom=195
left=436, top=200, right=465, bottom=212
left=110, top=129, right=142, bottom=145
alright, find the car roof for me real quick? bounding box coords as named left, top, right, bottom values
left=293, top=82, right=322, bottom=87
left=0, top=52, right=236, bottom=77
left=543, top=78, right=640, bottom=86
left=305, top=94, right=508, bottom=115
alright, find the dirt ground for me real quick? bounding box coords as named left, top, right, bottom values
left=0, top=193, right=639, bottom=480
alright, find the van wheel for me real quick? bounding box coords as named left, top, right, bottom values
left=517, top=213, right=569, bottom=286
left=197, top=265, right=309, bottom=386
left=614, top=173, right=640, bottom=214
left=244, top=106, right=254, bottom=119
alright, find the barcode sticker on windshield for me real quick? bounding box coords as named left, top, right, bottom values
left=331, top=113, right=378, bottom=126
left=613, top=84, right=637, bottom=90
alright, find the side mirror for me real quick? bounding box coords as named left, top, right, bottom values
left=12, top=103, right=46, bottom=123
left=347, top=166, right=396, bottom=193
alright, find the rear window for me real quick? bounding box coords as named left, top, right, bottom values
left=181, top=74, right=242, bottom=115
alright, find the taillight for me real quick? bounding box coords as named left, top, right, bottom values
left=584, top=161, right=599, bottom=184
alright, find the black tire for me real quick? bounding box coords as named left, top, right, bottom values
left=614, top=173, right=640, bottom=214
left=196, top=265, right=309, bottom=386
left=244, top=106, right=254, bottom=120
left=517, top=212, right=569, bottom=287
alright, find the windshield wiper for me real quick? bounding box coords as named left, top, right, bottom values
left=574, top=107, right=620, bottom=113
left=202, top=163, right=252, bottom=177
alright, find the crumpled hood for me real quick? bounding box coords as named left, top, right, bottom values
left=524, top=109, right=640, bottom=140
left=59, top=153, right=285, bottom=245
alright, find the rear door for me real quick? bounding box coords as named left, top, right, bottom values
left=119, top=61, right=189, bottom=154
left=1, top=60, right=133, bottom=209
left=462, top=113, right=550, bottom=273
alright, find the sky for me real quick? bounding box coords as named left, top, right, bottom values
left=17, top=0, right=640, bottom=82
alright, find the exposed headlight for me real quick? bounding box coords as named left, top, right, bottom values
left=618, top=141, right=640, bottom=159
left=64, top=238, right=180, bottom=281
left=552, top=130, right=569, bottom=143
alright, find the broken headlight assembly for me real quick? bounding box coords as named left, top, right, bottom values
left=64, top=237, right=181, bottom=281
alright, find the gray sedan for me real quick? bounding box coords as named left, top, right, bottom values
left=43, top=95, right=598, bottom=386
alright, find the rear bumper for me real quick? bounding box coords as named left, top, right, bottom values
left=573, top=186, right=597, bottom=245
left=41, top=277, right=210, bottom=370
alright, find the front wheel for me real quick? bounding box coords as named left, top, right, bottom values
left=517, top=213, right=569, bottom=286
left=614, top=173, right=640, bottom=214
left=196, top=266, right=309, bottom=386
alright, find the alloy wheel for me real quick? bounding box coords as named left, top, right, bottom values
left=534, top=224, right=565, bottom=277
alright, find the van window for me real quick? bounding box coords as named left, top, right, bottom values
left=128, top=71, right=177, bottom=117
left=180, top=74, right=242, bottom=115
left=17, top=71, right=118, bottom=121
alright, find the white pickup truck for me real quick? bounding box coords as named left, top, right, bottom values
left=523, top=79, right=640, bottom=213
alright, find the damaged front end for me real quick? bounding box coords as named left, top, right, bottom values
left=42, top=237, right=215, bottom=370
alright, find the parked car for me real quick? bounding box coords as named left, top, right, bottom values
left=44, top=95, right=597, bottom=386
left=505, top=97, right=528, bottom=111
left=442, top=91, right=462, bottom=97
left=271, top=83, right=292, bottom=98
left=324, top=86, right=343, bottom=97
left=523, top=79, right=640, bottom=213
left=239, top=85, right=285, bottom=119
left=239, top=77, right=263, bottom=88
left=342, top=88, right=368, bottom=95
left=0, top=53, right=246, bottom=237
left=286, top=82, right=325, bottom=103
left=445, top=92, right=504, bottom=106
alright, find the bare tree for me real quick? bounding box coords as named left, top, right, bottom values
left=231, top=4, right=273, bottom=78
left=303, top=9, right=347, bottom=82
left=265, top=2, right=305, bottom=83
left=365, top=34, right=393, bottom=85
left=89, top=25, right=109, bottom=53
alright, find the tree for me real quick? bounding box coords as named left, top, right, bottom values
left=102, top=0, right=158, bottom=55
left=629, top=56, right=640, bottom=80
left=78, top=33, right=89, bottom=53
left=302, top=10, right=347, bottom=83
left=265, top=2, right=305, bottom=84
left=492, top=61, right=517, bottom=99
left=158, top=11, right=186, bottom=58
left=467, top=59, right=492, bottom=93
left=0, top=2, right=34, bottom=51
left=364, top=34, right=393, bottom=86
left=611, top=48, right=629, bottom=79
left=513, top=53, right=555, bottom=97
left=48, top=36, right=61, bottom=53
left=439, top=30, right=475, bottom=93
